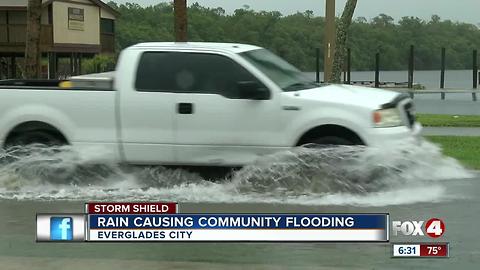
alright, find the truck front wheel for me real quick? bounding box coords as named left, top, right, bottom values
left=306, top=136, right=356, bottom=147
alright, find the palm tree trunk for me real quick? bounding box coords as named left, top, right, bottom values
left=24, top=0, right=42, bottom=79
left=174, top=0, right=188, bottom=42
left=330, top=0, right=357, bottom=83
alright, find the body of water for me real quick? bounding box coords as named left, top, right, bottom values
left=308, top=70, right=477, bottom=89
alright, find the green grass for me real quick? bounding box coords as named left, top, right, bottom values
left=417, top=114, right=480, bottom=127
left=426, top=136, right=480, bottom=170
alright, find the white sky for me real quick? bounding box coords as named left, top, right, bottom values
left=110, top=0, right=480, bottom=25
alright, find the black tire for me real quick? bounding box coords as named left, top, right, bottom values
left=304, top=136, right=355, bottom=147
left=5, top=130, right=65, bottom=148
left=2, top=131, right=71, bottom=180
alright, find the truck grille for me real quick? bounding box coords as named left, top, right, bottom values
left=403, top=102, right=416, bottom=128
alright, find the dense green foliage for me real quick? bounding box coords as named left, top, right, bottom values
left=82, top=54, right=116, bottom=74
left=417, top=114, right=480, bottom=127
left=427, top=136, right=480, bottom=170
left=107, top=2, right=480, bottom=71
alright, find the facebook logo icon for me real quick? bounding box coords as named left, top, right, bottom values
left=50, top=217, right=73, bottom=241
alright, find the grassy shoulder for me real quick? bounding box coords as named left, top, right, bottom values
left=417, top=114, right=480, bottom=127
left=426, top=136, right=480, bottom=170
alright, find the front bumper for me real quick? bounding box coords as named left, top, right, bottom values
left=364, top=122, right=423, bottom=147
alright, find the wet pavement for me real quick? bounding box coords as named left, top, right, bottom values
left=0, top=176, right=479, bottom=270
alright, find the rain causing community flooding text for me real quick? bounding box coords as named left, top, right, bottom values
left=0, top=139, right=473, bottom=206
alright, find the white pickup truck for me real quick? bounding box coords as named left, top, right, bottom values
left=0, top=42, right=421, bottom=166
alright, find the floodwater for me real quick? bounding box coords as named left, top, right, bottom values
left=0, top=141, right=479, bottom=269
left=422, top=127, right=480, bottom=136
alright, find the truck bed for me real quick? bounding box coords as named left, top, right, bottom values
left=0, top=82, right=120, bottom=158
left=0, top=72, right=115, bottom=90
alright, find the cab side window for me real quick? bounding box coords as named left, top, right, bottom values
left=135, top=51, right=267, bottom=99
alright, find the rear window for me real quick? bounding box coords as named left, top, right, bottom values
left=135, top=52, right=177, bottom=92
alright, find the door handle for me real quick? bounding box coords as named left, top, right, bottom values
left=177, top=103, right=194, bottom=114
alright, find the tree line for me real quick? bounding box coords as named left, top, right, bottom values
left=107, top=2, right=480, bottom=71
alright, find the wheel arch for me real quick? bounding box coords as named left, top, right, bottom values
left=3, top=121, right=69, bottom=147
left=295, top=124, right=365, bottom=146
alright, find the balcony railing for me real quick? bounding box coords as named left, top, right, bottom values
left=0, top=24, right=53, bottom=46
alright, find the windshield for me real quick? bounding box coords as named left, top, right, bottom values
left=240, top=49, right=320, bottom=91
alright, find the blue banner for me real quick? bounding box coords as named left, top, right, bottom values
left=89, top=214, right=387, bottom=230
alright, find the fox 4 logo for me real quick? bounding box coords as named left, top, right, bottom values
left=392, top=218, right=445, bottom=238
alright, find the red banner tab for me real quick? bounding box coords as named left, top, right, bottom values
left=86, top=202, right=177, bottom=214
left=419, top=244, right=448, bottom=257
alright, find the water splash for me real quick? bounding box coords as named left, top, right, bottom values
left=0, top=140, right=473, bottom=206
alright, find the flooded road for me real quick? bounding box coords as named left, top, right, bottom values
left=422, top=127, right=480, bottom=136
left=0, top=141, right=479, bottom=269
left=414, top=98, right=479, bottom=115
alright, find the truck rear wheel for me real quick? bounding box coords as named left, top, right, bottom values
left=5, top=130, right=66, bottom=148
left=2, top=131, right=72, bottom=181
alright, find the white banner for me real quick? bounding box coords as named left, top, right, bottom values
left=88, top=229, right=386, bottom=242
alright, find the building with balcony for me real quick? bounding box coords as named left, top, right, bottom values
left=0, top=0, right=118, bottom=79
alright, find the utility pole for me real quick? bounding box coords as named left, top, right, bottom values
left=174, top=0, right=188, bottom=42
left=324, top=0, right=335, bottom=82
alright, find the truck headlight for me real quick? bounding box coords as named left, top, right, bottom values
left=373, top=108, right=403, bottom=127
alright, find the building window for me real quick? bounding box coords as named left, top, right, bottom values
left=0, top=11, right=7, bottom=24
left=100, top=18, right=114, bottom=34
left=48, top=4, right=53, bottom=24
left=7, top=11, right=26, bottom=24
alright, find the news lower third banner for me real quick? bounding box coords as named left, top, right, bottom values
left=36, top=202, right=389, bottom=242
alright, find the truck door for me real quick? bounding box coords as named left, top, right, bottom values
left=170, top=51, right=284, bottom=166
left=118, top=51, right=177, bottom=164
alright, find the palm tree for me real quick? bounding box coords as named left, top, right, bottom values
left=24, top=0, right=42, bottom=79
left=330, top=0, right=357, bottom=83
left=174, top=0, right=188, bottom=42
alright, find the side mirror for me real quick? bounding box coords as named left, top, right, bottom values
left=237, top=81, right=270, bottom=100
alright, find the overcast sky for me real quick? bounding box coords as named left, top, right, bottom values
left=111, top=0, right=480, bottom=25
